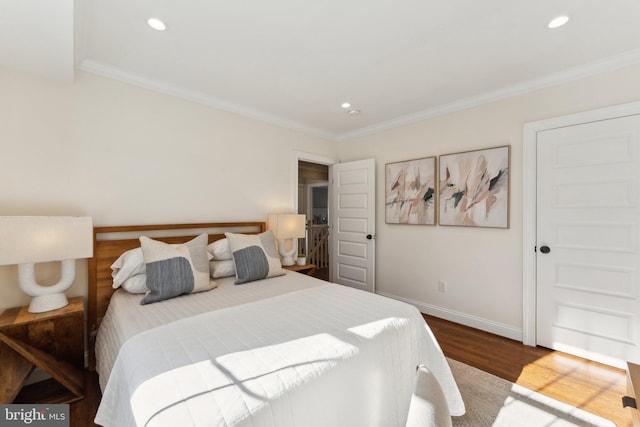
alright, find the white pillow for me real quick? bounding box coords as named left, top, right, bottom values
left=209, top=259, right=236, bottom=278
left=120, top=274, right=148, bottom=294
left=207, top=238, right=232, bottom=260
left=140, top=233, right=215, bottom=305
left=111, top=248, right=145, bottom=289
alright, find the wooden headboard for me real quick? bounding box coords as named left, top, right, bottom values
left=87, top=221, right=266, bottom=369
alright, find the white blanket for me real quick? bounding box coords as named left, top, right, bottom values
left=96, top=272, right=323, bottom=391
left=95, top=284, right=464, bottom=426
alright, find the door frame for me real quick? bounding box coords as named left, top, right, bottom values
left=522, top=100, right=640, bottom=346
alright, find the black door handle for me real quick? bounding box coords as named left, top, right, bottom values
left=366, top=234, right=373, bottom=240
left=539, top=245, right=551, bottom=254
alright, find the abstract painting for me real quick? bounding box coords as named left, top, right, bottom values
left=439, top=145, right=510, bottom=228
left=385, top=156, right=436, bottom=225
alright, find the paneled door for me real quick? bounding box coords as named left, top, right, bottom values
left=536, top=113, right=640, bottom=366
left=330, top=159, right=376, bottom=293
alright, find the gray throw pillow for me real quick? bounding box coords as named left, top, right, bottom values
left=140, top=233, right=215, bottom=304
left=225, top=230, right=285, bottom=284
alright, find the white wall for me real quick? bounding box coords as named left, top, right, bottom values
left=0, top=68, right=337, bottom=312
left=4, top=62, right=640, bottom=341
left=337, top=62, right=640, bottom=339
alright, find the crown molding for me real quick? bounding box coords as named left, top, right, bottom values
left=77, top=60, right=338, bottom=141
left=338, top=48, right=640, bottom=141
left=78, top=48, right=640, bottom=143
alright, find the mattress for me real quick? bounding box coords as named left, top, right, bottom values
left=94, top=274, right=464, bottom=426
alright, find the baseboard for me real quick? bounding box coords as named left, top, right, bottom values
left=377, top=291, right=523, bottom=342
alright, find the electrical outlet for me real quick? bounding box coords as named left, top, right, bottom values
left=438, top=280, right=448, bottom=292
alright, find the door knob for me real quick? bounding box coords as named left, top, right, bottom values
left=366, top=234, right=373, bottom=240
left=539, top=245, right=551, bottom=254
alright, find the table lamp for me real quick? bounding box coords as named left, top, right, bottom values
left=0, top=216, right=93, bottom=313
left=268, top=214, right=306, bottom=266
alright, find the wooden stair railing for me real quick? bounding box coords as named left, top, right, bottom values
left=307, top=223, right=330, bottom=269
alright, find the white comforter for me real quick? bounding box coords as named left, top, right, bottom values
left=96, top=272, right=324, bottom=391
left=94, top=283, right=464, bottom=426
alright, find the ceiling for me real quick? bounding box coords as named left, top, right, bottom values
left=3, top=0, right=640, bottom=140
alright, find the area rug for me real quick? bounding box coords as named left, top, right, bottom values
left=447, top=358, right=616, bottom=427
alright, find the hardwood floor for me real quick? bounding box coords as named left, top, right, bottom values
left=67, top=314, right=633, bottom=426
left=424, top=314, right=633, bottom=427
left=311, top=266, right=330, bottom=282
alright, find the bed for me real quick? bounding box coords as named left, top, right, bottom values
left=89, top=222, right=464, bottom=426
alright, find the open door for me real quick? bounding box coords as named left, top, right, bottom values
left=330, top=159, right=376, bottom=293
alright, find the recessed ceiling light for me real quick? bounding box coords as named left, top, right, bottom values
left=147, top=18, right=167, bottom=31
left=548, top=16, right=569, bottom=29
left=341, top=102, right=351, bottom=109
left=348, top=109, right=361, bottom=115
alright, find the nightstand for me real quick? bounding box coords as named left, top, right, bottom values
left=0, top=296, right=85, bottom=404
left=283, top=263, right=317, bottom=276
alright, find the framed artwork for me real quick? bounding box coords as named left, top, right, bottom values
left=385, top=156, right=436, bottom=225
left=439, top=145, right=510, bottom=228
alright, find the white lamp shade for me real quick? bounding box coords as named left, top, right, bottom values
left=0, top=216, right=93, bottom=266
left=269, top=214, right=306, bottom=239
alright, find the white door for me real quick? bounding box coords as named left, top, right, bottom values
left=330, top=159, right=376, bottom=293
left=536, top=113, right=640, bottom=366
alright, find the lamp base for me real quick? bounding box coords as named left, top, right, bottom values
left=19, top=260, right=75, bottom=313
left=28, top=293, right=69, bottom=313
left=281, top=255, right=295, bottom=266
left=277, top=239, right=298, bottom=267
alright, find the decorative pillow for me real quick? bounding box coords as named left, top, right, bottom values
left=209, top=259, right=236, bottom=278
left=111, top=247, right=146, bottom=288
left=112, top=242, right=213, bottom=289
left=140, top=233, right=215, bottom=305
left=225, top=230, right=284, bottom=284
left=120, top=274, right=148, bottom=294
left=207, top=238, right=232, bottom=260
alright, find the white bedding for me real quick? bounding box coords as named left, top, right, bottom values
left=94, top=276, right=464, bottom=426
left=95, top=271, right=323, bottom=390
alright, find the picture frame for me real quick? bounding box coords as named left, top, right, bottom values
left=385, top=156, right=437, bottom=225
left=438, top=145, right=510, bottom=228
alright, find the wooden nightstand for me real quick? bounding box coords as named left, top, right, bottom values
left=284, top=263, right=317, bottom=276
left=0, top=296, right=85, bottom=404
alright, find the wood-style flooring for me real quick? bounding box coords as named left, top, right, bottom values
left=311, top=266, right=330, bottom=282
left=424, top=314, right=633, bottom=427
left=63, top=314, right=633, bottom=426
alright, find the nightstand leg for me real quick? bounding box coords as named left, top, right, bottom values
left=0, top=333, right=84, bottom=402
left=0, top=342, right=36, bottom=403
